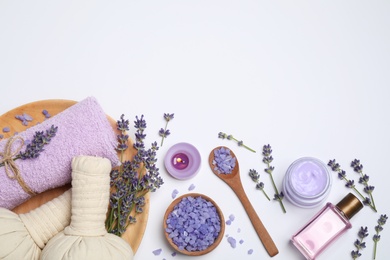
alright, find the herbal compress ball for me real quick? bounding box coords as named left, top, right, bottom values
left=165, top=196, right=221, bottom=252
left=40, top=156, right=133, bottom=260
left=0, top=190, right=71, bottom=260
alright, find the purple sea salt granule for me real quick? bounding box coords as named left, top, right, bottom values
left=2, top=127, right=10, bottom=133
left=227, top=236, right=236, bottom=248
left=172, top=189, right=179, bottom=199
left=152, top=248, right=162, bottom=255
left=188, top=183, right=196, bottom=191
left=165, top=196, right=221, bottom=252
left=248, top=249, right=253, bottom=255
left=42, top=109, right=51, bottom=118
left=171, top=252, right=176, bottom=257
left=212, top=147, right=236, bottom=174
left=239, top=239, right=244, bottom=244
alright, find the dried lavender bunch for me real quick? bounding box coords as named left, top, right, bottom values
left=373, top=214, right=388, bottom=259
left=218, top=132, right=256, bottom=153
left=159, top=113, right=174, bottom=147
left=351, top=159, right=377, bottom=212
left=262, top=144, right=286, bottom=213
left=248, top=169, right=270, bottom=201
left=106, top=114, right=164, bottom=236
left=0, top=125, right=58, bottom=167
left=351, top=226, right=369, bottom=259
left=328, top=159, right=377, bottom=212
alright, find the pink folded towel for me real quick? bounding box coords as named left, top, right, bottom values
left=0, top=96, right=120, bottom=210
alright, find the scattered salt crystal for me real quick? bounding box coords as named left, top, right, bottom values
left=239, top=239, right=244, bottom=244
left=229, top=214, right=235, bottom=222
left=2, top=127, right=10, bottom=133
left=42, top=109, right=51, bottom=118
left=248, top=249, right=253, bottom=255
left=188, top=183, right=195, bottom=191
left=0, top=134, right=3, bottom=139
left=171, top=252, right=176, bottom=257
left=172, top=189, right=179, bottom=199
left=226, top=219, right=232, bottom=225
left=23, top=113, right=33, bottom=121
left=152, top=248, right=162, bottom=255
left=227, top=236, right=236, bottom=248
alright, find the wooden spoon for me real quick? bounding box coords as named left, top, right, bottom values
left=209, top=146, right=279, bottom=257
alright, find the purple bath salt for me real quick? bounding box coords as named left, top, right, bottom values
left=188, top=183, right=196, bottom=191
left=152, top=248, right=162, bottom=255
left=171, top=252, right=176, bottom=257
left=248, top=249, right=253, bottom=255
left=227, top=236, right=237, bottom=248
left=212, top=147, right=236, bottom=174
left=0, top=134, right=3, bottom=139
left=42, top=109, right=51, bottom=118
left=23, top=113, right=33, bottom=121
left=226, top=219, right=232, bottom=225
left=165, top=196, right=221, bottom=252
left=239, top=239, right=244, bottom=244
left=172, top=189, right=179, bottom=199
left=2, top=127, right=10, bottom=133
left=229, top=214, right=235, bottom=222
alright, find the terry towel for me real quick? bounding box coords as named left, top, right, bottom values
left=0, top=96, right=120, bottom=209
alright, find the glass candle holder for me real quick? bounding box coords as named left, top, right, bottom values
left=164, top=142, right=201, bottom=180
left=283, top=157, right=332, bottom=208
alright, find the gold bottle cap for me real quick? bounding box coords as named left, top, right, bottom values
left=336, top=193, right=363, bottom=219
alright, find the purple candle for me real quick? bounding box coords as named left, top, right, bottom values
left=164, top=142, right=201, bottom=180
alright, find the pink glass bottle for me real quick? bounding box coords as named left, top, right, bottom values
left=291, top=193, right=363, bottom=260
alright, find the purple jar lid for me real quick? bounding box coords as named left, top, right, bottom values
left=164, top=142, right=201, bottom=180
left=283, top=157, right=332, bottom=208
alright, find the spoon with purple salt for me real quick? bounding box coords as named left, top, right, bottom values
left=209, top=146, right=279, bottom=257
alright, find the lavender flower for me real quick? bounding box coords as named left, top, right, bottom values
left=373, top=214, right=388, bottom=259
left=0, top=125, right=58, bottom=170
left=351, top=226, right=368, bottom=259
left=351, top=159, right=377, bottom=212
left=262, top=144, right=286, bottom=213
left=328, top=159, right=377, bottom=212
left=106, top=114, right=164, bottom=237
left=212, top=147, right=236, bottom=174
left=218, top=132, right=256, bottom=153
left=248, top=169, right=270, bottom=201
left=18, top=125, right=58, bottom=160
left=159, top=113, right=174, bottom=147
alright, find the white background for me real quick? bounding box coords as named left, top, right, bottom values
left=1, top=1, right=389, bottom=259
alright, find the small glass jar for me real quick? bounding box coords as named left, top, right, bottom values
left=283, top=157, right=332, bottom=208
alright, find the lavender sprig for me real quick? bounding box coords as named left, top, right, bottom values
left=106, top=114, right=164, bottom=236
left=351, top=159, right=377, bottom=212
left=0, top=125, right=58, bottom=168
left=351, top=226, right=369, bottom=259
left=262, top=144, right=286, bottom=213
left=218, top=132, right=256, bottom=153
left=328, top=159, right=377, bottom=212
left=159, top=113, right=174, bottom=147
left=248, top=169, right=270, bottom=201
left=373, top=214, right=388, bottom=259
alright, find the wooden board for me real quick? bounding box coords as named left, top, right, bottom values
left=0, top=99, right=149, bottom=253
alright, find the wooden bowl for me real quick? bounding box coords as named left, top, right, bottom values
left=163, top=193, right=225, bottom=256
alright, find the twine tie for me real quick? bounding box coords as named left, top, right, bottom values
left=0, top=136, right=36, bottom=196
